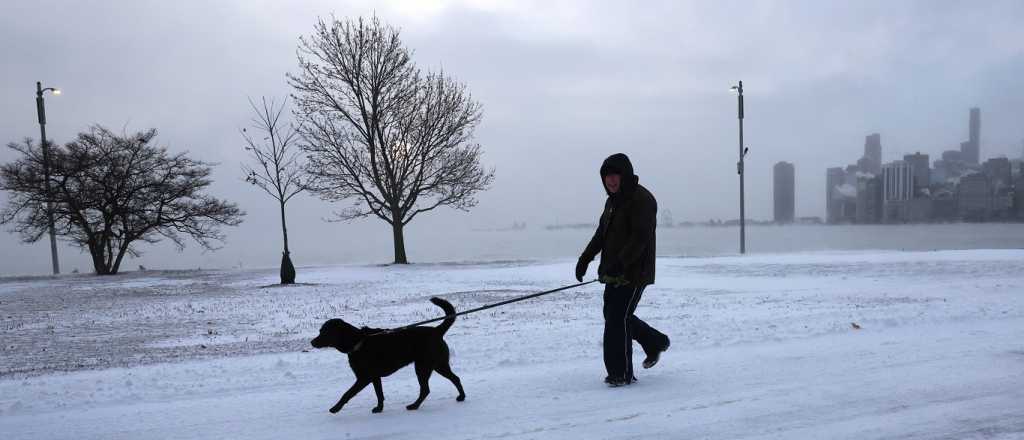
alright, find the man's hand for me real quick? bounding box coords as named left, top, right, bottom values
left=598, top=274, right=631, bottom=287
left=575, top=258, right=589, bottom=282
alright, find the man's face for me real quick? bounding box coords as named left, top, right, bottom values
left=604, top=174, right=621, bottom=194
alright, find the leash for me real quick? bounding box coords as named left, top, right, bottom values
left=376, top=279, right=599, bottom=335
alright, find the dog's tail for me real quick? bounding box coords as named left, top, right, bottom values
left=430, top=297, right=456, bottom=335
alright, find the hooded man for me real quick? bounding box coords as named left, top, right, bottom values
left=576, top=153, right=671, bottom=387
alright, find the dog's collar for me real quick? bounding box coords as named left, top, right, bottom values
left=351, top=328, right=392, bottom=353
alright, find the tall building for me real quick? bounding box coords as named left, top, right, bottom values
left=855, top=175, right=882, bottom=224
left=773, top=162, right=795, bottom=224
left=993, top=186, right=1013, bottom=219
left=960, top=141, right=973, bottom=164
left=931, top=160, right=948, bottom=185
left=882, top=161, right=914, bottom=203
left=936, top=150, right=970, bottom=183
left=903, top=152, right=930, bottom=195
left=932, top=187, right=958, bottom=221
left=856, top=156, right=872, bottom=175
left=882, top=161, right=914, bottom=223
left=983, top=157, right=1012, bottom=189
left=826, top=167, right=845, bottom=223
left=863, top=133, right=882, bottom=175
left=970, top=107, right=980, bottom=161
left=1015, top=170, right=1024, bottom=220
left=961, top=108, right=981, bottom=165
left=958, top=173, right=992, bottom=221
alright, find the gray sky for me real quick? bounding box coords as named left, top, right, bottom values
left=2, top=0, right=1023, bottom=275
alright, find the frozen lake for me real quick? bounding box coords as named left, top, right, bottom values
left=5, top=222, right=1024, bottom=276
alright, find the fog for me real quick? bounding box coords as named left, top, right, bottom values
left=2, top=0, right=1023, bottom=275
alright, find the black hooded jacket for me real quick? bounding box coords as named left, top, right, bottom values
left=580, top=153, right=657, bottom=286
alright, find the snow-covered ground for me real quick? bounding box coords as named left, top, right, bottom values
left=1, top=250, right=1023, bottom=439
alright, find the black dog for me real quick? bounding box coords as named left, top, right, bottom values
left=311, top=297, right=466, bottom=414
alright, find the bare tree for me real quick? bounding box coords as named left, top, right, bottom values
left=289, top=16, right=494, bottom=264
left=0, top=126, right=244, bottom=275
left=241, top=96, right=306, bottom=284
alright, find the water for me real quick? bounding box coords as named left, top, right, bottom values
left=395, top=223, right=1024, bottom=263
left=6, top=223, right=1024, bottom=276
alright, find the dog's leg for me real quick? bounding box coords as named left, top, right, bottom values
left=329, top=378, right=371, bottom=414
left=434, top=364, right=466, bottom=402
left=371, top=378, right=384, bottom=413
left=406, top=362, right=433, bottom=410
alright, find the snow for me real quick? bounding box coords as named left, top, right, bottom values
left=1, top=250, right=1023, bottom=439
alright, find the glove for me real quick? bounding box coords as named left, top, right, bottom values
left=599, top=274, right=631, bottom=288
left=575, top=258, right=589, bottom=282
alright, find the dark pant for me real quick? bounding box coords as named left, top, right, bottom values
left=603, top=283, right=669, bottom=380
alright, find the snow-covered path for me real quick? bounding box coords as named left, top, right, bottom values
left=2, top=250, right=1023, bottom=439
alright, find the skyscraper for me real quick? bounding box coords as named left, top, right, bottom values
left=882, top=161, right=914, bottom=223
left=903, top=152, right=930, bottom=195
left=958, top=173, right=992, bottom=221
left=983, top=157, right=1012, bottom=188
left=961, top=108, right=981, bottom=164
left=773, top=161, right=795, bottom=224
left=855, top=174, right=882, bottom=224
left=826, top=167, right=845, bottom=223
left=1015, top=169, right=1024, bottom=220
left=863, top=133, right=882, bottom=175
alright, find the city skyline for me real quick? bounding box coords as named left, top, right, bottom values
left=775, top=105, right=1023, bottom=225
left=823, top=107, right=1024, bottom=224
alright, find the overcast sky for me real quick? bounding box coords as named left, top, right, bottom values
left=2, top=0, right=1023, bottom=275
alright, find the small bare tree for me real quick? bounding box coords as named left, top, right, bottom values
left=241, top=96, right=306, bottom=284
left=289, top=16, right=494, bottom=264
left=0, top=126, right=244, bottom=275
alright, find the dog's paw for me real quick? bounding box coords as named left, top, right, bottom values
left=372, top=406, right=383, bottom=414
left=329, top=405, right=342, bottom=414
left=456, top=395, right=466, bottom=402
left=406, top=404, right=420, bottom=411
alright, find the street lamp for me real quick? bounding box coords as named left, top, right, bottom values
left=729, top=81, right=749, bottom=254
left=36, top=81, right=61, bottom=275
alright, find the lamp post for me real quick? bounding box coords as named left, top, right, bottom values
left=36, top=81, right=61, bottom=275
left=729, top=81, right=749, bottom=254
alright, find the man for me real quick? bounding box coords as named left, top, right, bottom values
left=576, top=153, right=670, bottom=387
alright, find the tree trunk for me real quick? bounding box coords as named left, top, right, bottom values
left=279, top=201, right=295, bottom=284
left=110, top=245, right=128, bottom=275
left=391, top=221, right=408, bottom=264
left=280, top=252, right=296, bottom=284
left=88, top=241, right=111, bottom=275
left=280, top=201, right=290, bottom=255
left=92, top=255, right=113, bottom=275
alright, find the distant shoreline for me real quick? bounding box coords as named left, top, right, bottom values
left=543, top=220, right=1023, bottom=230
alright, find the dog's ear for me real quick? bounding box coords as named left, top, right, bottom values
left=320, top=318, right=345, bottom=333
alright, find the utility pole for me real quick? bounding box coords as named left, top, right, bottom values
left=730, top=81, right=749, bottom=254
left=36, top=81, right=61, bottom=275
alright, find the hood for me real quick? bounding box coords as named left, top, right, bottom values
left=599, top=153, right=639, bottom=196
